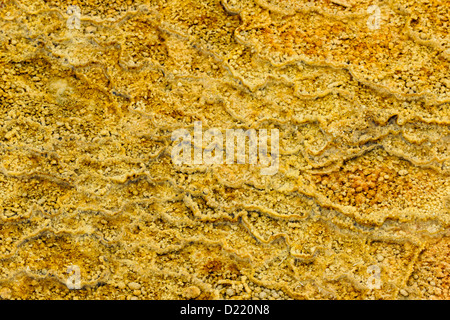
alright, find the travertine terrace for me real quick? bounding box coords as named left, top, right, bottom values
left=0, top=0, right=449, bottom=299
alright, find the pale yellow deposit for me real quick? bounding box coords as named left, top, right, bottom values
left=0, top=0, right=449, bottom=300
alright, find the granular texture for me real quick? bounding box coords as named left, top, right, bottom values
left=0, top=0, right=449, bottom=299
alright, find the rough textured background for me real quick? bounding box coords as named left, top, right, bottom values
left=0, top=0, right=449, bottom=300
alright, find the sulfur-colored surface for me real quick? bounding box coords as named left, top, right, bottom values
left=0, top=0, right=449, bottom=300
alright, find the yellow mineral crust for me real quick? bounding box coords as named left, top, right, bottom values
left=0, top=0, right=448, bottom=300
